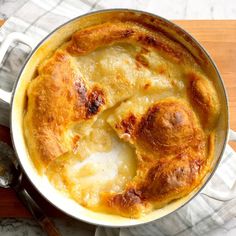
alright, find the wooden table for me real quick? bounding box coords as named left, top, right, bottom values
left=0, top=20, right=236, bottom=218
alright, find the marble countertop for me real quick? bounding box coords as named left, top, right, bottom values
left=0, top=0, right=236, bottom=20
left=0, top=0, right=236, bottom=235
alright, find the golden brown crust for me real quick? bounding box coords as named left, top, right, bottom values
left=103, top=154, right=205, bottom=217
left=102, top=99, right=208, bottom=217
left=24, top=50, right=106, bottom=171
left=186, top=71, right=220, bottom=129
left=101, top=188, right=146, bottom=218
left=25, top=50, right=85, bottom=170
left=67, top=21, right=196, bottom=65
left=24, top=19, right=219, bottom=217
left=139, top=154, right=205, bottom=202
left=136, top=100, right=201, bottom=154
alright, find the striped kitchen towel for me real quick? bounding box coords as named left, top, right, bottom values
left=0, top=1, right=236, bottom=235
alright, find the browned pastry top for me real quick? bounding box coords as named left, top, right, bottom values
left=24, top=19, right=220, bottom=218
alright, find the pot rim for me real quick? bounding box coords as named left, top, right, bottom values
left=9, top=8, right=229, bottom=228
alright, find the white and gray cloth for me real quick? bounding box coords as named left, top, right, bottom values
left=0, top=1, right=236, bottom=236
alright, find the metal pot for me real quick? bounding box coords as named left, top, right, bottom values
left=0, top=9, right=236, bottom=227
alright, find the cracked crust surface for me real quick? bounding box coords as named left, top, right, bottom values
left=24, top=19, right=220, bottom=218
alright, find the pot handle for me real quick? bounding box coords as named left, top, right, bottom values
left=0, top=32, right=35, bottom=104
left=201, top=129, right=236, bottom=201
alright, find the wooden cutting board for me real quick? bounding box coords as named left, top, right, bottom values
left=0, top=20, right=236, bottom=217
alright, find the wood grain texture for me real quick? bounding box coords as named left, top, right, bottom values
left=0, top=20, right=235, bottom=217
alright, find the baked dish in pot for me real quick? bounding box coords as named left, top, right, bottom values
left=24, top=19, right=220, bottom=218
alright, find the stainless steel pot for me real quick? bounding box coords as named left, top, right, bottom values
left=0, top=9, right=236, bottom=227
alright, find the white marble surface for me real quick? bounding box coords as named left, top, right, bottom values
left=0, top=0, right=236, bottom=236
left=0, top=217, right=95, bottom=236
left=0, top=0, right=236, bottom=20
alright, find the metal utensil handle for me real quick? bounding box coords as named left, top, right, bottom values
left=16, top=187, right=61, bottom=236
left=201, top=129, right=236, bottom=201
left=0, top=32, right=35, bottom=104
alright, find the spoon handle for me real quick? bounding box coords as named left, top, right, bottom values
left=16, top=188, right=62, bottom=236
